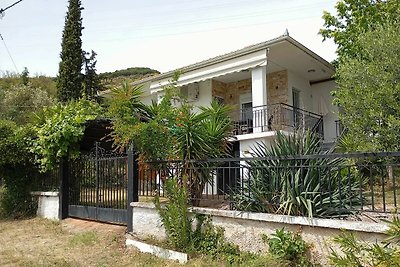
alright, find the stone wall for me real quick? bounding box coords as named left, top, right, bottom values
left=211, top=79, right=252, bottom=109
left=267, top=70, right=288, bottom=106
left=130, top=202, right=388, bottom=266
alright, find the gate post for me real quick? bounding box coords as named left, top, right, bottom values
left=59, top=157, right=69, bottom=220
left=127, top=146, right=138, bottom=232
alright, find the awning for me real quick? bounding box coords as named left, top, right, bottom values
left=150, top=49, right=267, bottom=94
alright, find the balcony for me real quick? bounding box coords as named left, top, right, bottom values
left=231, top=103, right=323, bottom=137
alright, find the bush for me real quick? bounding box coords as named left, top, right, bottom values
left=233, top=131, right=366, bottom=218
left=0, top=120, right=37, bottom=218
left=263, top=228, right=313, bottom=266
left=154, top=178, right=249, bottom=264
left=329, top=216, right=400, bottom=266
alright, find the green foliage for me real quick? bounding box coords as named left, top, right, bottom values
left=333, top=21, right=400, bottom=152
left=30, top=99, right=102, bottom=171
left=0, top=83, right=55, bottom=125
left=107, top=81, right=149, bottom=151
left=329, top=216, right=400, bottom=266
left=263, top=228, right=313, bottom=266
left=154, top=178, right=249, bottom=264
left=57, top=0, right=84, bottom=102
left=319, top=0, right=399, bottom=60
left=21, top=67, right=29, bottom=85
left=82, top=50, right=101, bottom=99
left=99, top=67, right=159, bottom=80
left=0, top=120, right=37, bottom=218
left=233, top=131, right=365, bottom=218
left=154, top=178, right=192, bottom=250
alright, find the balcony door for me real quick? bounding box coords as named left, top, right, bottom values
left=292, top=89, right=301, bottom=128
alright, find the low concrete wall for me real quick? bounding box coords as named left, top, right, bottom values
left=131, top=202, right=388, bottom=265
left=31, top=191, right=59, bottom=220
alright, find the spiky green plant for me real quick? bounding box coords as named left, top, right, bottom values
left=233, top=131, right=367, bottom=218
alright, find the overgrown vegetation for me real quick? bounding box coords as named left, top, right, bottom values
left=154, top=178, right=267, bottom=265
left=30, top=99, right=102, bottom=171
left=233, top=131, right=365, bottom=218
left=0, top=120, right=37, bottom=218
left=109, top=75, right=233, bottom=205
left=330, top=216, right=400, bottom=266
left=264, top=228, right=315, bottom=267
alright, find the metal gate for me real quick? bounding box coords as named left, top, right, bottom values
left=68, top=143, right=129, bottom=224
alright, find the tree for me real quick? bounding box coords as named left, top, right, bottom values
left=56, top=0, right=84, bottom=103
left=31, top=99, right=102, bottom=171
left=0, top=84, right=55, bottom=125
left=20, top=67, right=29, bottom=85
left=108, top=75, right=233, bottom=205
left=320, top=0, right=399, bottom=60
left=334, top=21, right=400, bottom=151
left=82, top=50, right=101, bottom=99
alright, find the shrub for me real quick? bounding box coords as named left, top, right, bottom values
left=0, top=120, right=37, bottom=218
left=263, top=228, right=314, bottom=266
left=329, top=216, right=400, bottom=266
left=154, top=178, right=246, bottom=263
left=30, top=99, right=102, bottom=172
left=233, top=131, right=366, bottom=218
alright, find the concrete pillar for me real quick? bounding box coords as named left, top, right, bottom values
left=251, top=66, right=267, bottom=133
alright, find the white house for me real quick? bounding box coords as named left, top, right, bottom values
left=134, top=33, right=339, bottom=158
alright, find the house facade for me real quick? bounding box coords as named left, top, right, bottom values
left=134, top=34, right=339, bottom=157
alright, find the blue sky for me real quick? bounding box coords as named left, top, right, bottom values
left=0, top=0, right=337, bottom=77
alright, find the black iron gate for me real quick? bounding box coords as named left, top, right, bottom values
left=67, top=143, right=130, bottom=224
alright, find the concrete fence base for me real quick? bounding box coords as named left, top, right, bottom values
left=130, top=202, right=388, bottom=265
left=31, top=191, right=59, bottom=220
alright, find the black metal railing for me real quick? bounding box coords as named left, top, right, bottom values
left=139, top=152, right=400, bottom=218
left=335, top=120, right=347, bottom=139
left=231, top=103, right=323, bottom=137
left=31, top=167, right=60, bottom=191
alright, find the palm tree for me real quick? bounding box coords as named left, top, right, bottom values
left=173, top=101, right=233, bottom=205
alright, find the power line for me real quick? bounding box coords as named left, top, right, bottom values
left=0, top=0, right=24, bottom=18
left=0, top=33, right=19, bottom=73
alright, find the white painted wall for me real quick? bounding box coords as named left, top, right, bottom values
left=31, top=192, right=59, bottom=220
left=311, top=80, right=338, bottom=143
left=287, top=71, right=314, bottom=112
left=192, top=80, right=213, bottom=112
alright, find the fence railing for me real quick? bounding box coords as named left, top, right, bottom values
left=31, top=167, right=60, bottom=192
left=139, top=152, right=400, bottom=218
left=231, top=103, right=323, bottom=137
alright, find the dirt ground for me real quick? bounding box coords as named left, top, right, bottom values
left=0, top=217, right=219, bottom=267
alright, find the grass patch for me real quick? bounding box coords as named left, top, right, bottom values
left=69, top=231, right=98, bottom=246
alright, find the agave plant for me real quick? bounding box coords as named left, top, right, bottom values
left=233, top=131, right=367, bottom=218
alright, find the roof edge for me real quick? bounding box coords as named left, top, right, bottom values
left=133, top=34, right=334, bottom=86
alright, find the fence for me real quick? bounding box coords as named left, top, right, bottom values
left=139, top=152, right=400, bottom=218
left=31, top=167, right=60, bottom=192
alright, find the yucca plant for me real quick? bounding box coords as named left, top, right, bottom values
left=233, top=131, right=367, bottom=218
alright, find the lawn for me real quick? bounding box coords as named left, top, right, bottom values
left=0, top=218, right=282, bottom=267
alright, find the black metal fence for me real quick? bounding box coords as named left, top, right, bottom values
left=139, top=152, right=400, bottom=218
left=231, top=103, right=323, bottom=137
left=31, top=167, right=60, bottom=192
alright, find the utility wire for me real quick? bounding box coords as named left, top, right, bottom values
left=0, top=33, right=19, bottom=73
left=0, top=0, right=23, bottom=17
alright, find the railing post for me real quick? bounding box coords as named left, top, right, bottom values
left=59, top=157, right=69, bottom=220
left=126, top=145, right=138, bottom=232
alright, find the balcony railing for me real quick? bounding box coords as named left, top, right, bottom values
left=231, top=103, right=323, bottom=137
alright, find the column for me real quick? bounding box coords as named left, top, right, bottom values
left=251, top=65, right=267, bottom=133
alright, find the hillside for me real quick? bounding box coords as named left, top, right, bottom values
left=99, top=67, right=160, bottom=91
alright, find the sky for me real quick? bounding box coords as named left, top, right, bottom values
left=0, top=0, right=338, bottom=77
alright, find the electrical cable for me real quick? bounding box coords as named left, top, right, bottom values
left=0, top=33, right=19, bottom=73
left=0, top=0, right=24, bottom=16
